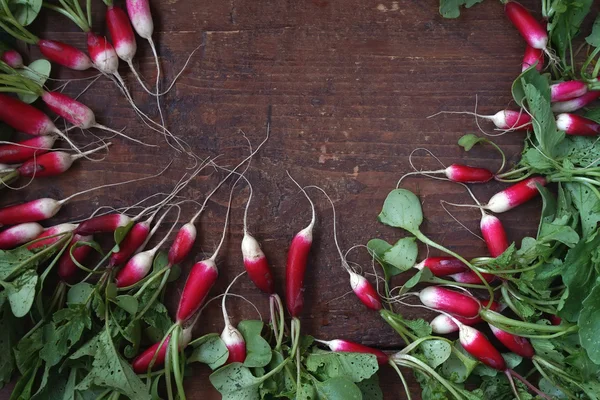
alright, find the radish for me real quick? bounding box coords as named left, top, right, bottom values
left=57, top=234, right=93, bottom=283
left=429, top=300, right=501, bottom=334
left=132, top=327, right=192, bottom=373
left=349, top=271, right=382, bottom=311
left=414, top=256, right=469, bottom=276
left=0, top=94, right=83, bottom=152
left=449, top=270, right=495, bottom=284
left=431, top=109, right=532, bottom=130
left=399, top=164, right=493, bottom=184
left=489, top=324, right=535, bottom=358
left=485, top=176, right=546, bottom=213
left=115, top=206, right=181, bottom=287
left=27, top=223, right=77, bottom=250
left=41, top=91, right=153, bottom=146
left=109, top=216, right=153, bottom=267
left=0, top=136, right=56, bottom=164
left=285, top=177, right=316, bottom=318
left=315, top=339, right=389, bottom=365
left=0, top=222, right=44, bottom=249
left=75, top=213, right=132, bottom=235
left=38, top=39, right=92, bottom=70
left=550, top=81, right=588, bottom=102
left=504, top=1, right=548, bottom=51
left=175, top=176, right=242, bottom=324
left=551, top=91, right=600, bottom=113
left=87, top=32, right=119, bottom=75
left=418, top=286, right=481, bottom=318
left=459, top=324, right=506, bottom=370
left=220, top=272, right=247, bottom=364
left=14, top=144, right=110, bottom=179
left=481, top=213, right=509, bottom=258
left=1, top=49, right=23, bottom=68
left=522, top=45, right=543, bottom=72
left=106, top=5, right=137, bottom=63
left=240, top=175, right=275, bottom=294
left=556, top=113, right=600, bottom=136
left=0, top=171, right=159, bottom=228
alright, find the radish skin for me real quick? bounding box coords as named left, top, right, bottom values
left=126, top=0, right=154, bottom=40
left=168, top=222, right=196, bottom=266
left=109, top=221, right=150, bottom=266
left=0, top=222, right=44, bottom=249
left=0, top=136, right=56, bottom=164
left=87, top=32, right=119, bottom=74
left=175, top=259, right=218, bottom=323
left=0, top=198, right=61, bottom=226
left=0, top=94, right=62, bottom=136
left=450, top=270, right=495, bottom=284
left=319, top=339, right=389, bottom=365
left=131, top=329, right=192, bottom=373
left=419, top=287, right=481, bottom=318
left=430, top=300, right=501, bottom=334
left=459, top=324, right=506, bottom=370
left=241, top=233, right=274, bottom=294
left=1, top=50, right=23, bottom=68
left=445, top=164, right=493, bottom=183
left=550, top=81, right=588, bottom=102
left=286, top=225, right=313, bottom=317
left=414, top=257, right=468, bottom=276
left=106, top=5, right=137, bottom=62
left=483, top=110, right=532, bottom=130
left=486, top=176, right=546, bottom=213
left=552, top=91, right=600, bottom=113
left=522, top=45, right=543, bottom=72
left=556, top=113, right=600, bottom=136
left=481, top=213, right=509, bottom=258
left=75, top=214, right=131, bottom=235
left=115, top=250, right=156, bottom=287
left=57, top=234, right=93, bottom=283
left=504, top=1, right=548, bottom=50
left=221, top=325, right=246, bottom=364
left=27, top=223, right=77, bottom=250
left=489, top=325, right=535, bottom=358
left=349, top=271, right=382, bottom=311
left=38, top=39, right=92, bottom=70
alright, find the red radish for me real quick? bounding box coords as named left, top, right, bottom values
left=41, top=91, right=151, bottom=146
left=1, top=50, right=23, bottom=68
left=168, top=222, right=196, bottom=266
left=176, top=176, right=241, bottom=323
left=522, top=45, right=543, bottom=72
left=489, top=324, right=535, bottom=358
left=87, top=32, right=119, bottom=75
left=431, top=109, right=531, bottom=130
left=316, top=339, right=389, bottom=365
left=16, top=144, right=110, bottom=178
left=75, top=213, right=132, bottom=235
left=414, top=257, right=469, bottom=276
left=349, top=271, right=382, bottom=311
left=556, top=113, right=600, bottom=136
left=285, top=177, right=316, bottom=318
left=109, top=218, right=151, bottom=267
left=400, top=164, right=493, bottom=184
left=175, top=258, right=219, bottom=323
left=241, top=233, right=274, bottom=294
left=552, top=91, right=600, bottom=113
left=550, top=315, right=561, bottom=325
left=38, top=39, right=92, bottom=70
left=450, top=270, right=496, bottom=284
left=239, top=175, right=274, bottom=293
left=0, top=222, right=44, bottom=249
left=126, top=0, right=154, bottom=40
left=481, top=213, right=509, bottom=258
left=485, top=176, right=546, bottom=213
left=27, top=223, right=77, bottom=250
left=550, top=81, right=588, bottom=102
left=106, top=5, right=137, bottom=62
left=0, top=136, right=56, bottom=164
left=418, top=286, right=481, bottom=318
left=0, top=94, right=81, bottom=152
left=459, top=324, right=506, bottom=370
left=504, top=1, right=548, bottom=51
left=430, top=300, right=501, bottom=334
left=132, top=328, right=192, bottom=373
left=220, top=272, right=247, bottom=364
left=57, top=234, right=93, bottom=283
left=115, top=207, right=180, bottom=287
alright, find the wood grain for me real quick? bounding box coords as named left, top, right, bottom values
left=1, top=0, right=549, bottom=398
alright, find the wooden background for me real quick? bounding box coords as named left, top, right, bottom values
left=1, top=0, right=551, bottom=398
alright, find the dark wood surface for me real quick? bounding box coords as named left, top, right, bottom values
left=1, top=0, right=547, bottom=398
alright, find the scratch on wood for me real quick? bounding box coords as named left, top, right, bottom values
left=230, top=0, right=236, bottom=24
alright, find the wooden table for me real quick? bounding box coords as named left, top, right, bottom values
left=2, top=0, right=547, bottom=398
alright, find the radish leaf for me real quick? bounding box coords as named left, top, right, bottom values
left=356, top=375, right=383, bottom=400
left=420, top=340, right=451, bottom=369
left=17, top=59, right=50, bottom=104
left=578, top=282, right=600, bottom=363
left=381, top=237, right=418, bottom=274
left=378, top=189, right=423, bottom=233
left=113, top=295, right=138, bottom=315
left=586, top=14, right=600, bottom=47
left=209, top=363, right=261, bottom=400
left=189, top=333, right=229, bottom=370
left=8, top=0, right=42, bottom=26
left=306, top=352, right=378, bottom=383
left=238, top=320, right=272, bottom=368
left=314, top=376, right=362, bottom=399
left=438, top=0, right=484, bottom=19
left=67, top=283, right=94, bottom=305
left=6, top=270, right=37, bottom=317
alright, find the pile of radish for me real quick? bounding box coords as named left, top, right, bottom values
left=3, top=0, right=600, bottom=399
